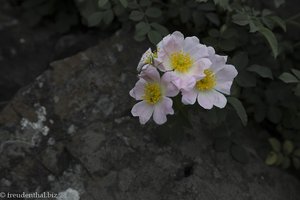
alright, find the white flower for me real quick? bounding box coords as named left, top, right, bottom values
left=156, top=31, right=211, bottom=90
left=181, top=46, right=238, bottom=109
left=130, top=66, right=179, bottom=124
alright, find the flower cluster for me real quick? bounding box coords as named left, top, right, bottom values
left=130, top=31, right=238, bottom=125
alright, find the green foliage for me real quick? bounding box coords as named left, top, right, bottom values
left=266, top=139, right=300, bottom=170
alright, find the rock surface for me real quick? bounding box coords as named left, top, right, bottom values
left=0, top=31, right=299, bottom=200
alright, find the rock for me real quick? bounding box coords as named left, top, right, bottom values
left=0, top=30, right=299, bottom=200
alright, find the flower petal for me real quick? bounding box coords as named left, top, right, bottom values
left=181, top=89, right=198, bottom=105
left=171, top=72, right=196, bottom=90
left=153, top=97, right=174, bottom=125
left=129, top=79, right=146, bottom=100
left=161, top=72, right=179, bottom=97
left=216, top=64, right=238, bottom=82
left=210, top=90, right=227, bottom=108
left=131, top=101, right=154, bottom=124
left=139, top=65, right=160, bottom=82
left=197, top=92, right=214, bottom=109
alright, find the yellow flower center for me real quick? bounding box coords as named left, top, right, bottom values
left=195, top=69, right=216, bottom=91
left=170, top=51, right=193, bottom=73
left=143, top=83, right=162, bottom=104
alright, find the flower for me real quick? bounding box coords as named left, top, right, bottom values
left=130, top=66, right=179, bottom=124
left=137, top=48, right=158, bottom=72
left=156, top=31, right=211, bottom=90
left=181, top=46, right=238, bottom=109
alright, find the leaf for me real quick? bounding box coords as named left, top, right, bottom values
left=230, top=144, right=249, bottom=164
left=268, top=137, right=281, bottom=152
left=87, top=12, right=103, bottom=27
left=235, top=71, right=256, bottom=88
left=145, top=7, right=162, bottom=18
left=270, top=16, right=286, bottom=31
left=103, top=10, right=114, bottom=25
left=283, top=140, right=294, bottom=155
left=147, top=30, right=162, bottom=44
left=98, top=0, right=109, bottom=7
left=275, top=152, right=284, bottom=165
left=279, top=72, right=299, bottom=83
left=291, top=68, right=300, bottom=79
left=265, top=151, right=278, bottom=165
left=247, top=65, right=273, bottom=79
left=135, top=22, right=151, bottom=36
left=258, top=27, right=279, bottom=58
left=231, top=52, right=248, bottom=69
left=140, top=0, right=151, bottom=7
left=129, top=10, right=144, bottom=21
left=227, top=97, right=248, bottom=126
left=274, top=0, right=285, bottom=8
left=119, top=0, right=128, bottom=8
left=150, top=23, right=168, bottom=36
left=206, top=13, right=220, bottom=26
left=232, top=13, right=249, bottom=26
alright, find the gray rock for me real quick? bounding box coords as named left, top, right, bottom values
left=0, top=31, right=299, bottom=200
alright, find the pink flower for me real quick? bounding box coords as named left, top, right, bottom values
left=181, top=47, right=238, bottom=109
left=156, top=31, right=211, bottom=90
left=130, top=66, right=179, bottom=124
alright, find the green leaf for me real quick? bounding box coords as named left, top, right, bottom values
left=150, top=23, right=168, bottom=36
left=230, top=144, right=249, bottom=164
left=283, top=140, right=294, bottom=155
left=140, top=0, right=151, bottom=7
left=119, top=0, right=128, bottom=8
left=268, top=137, right=281, bottom=152
left=274, top=0, right=285, bottom=8
left=291, top=68, right=300, bottom=79
left=279, top=72, right=299, bottom=83
left=147, top=30, right=162, bottom=44
left=145, top=7, right=162, bottom=18
left=205, top=13, right=220, bottom=26
left=275, top=152, right=284, bottom=165
left=129, top=10, right=144, bottom=21
left=103, top=10, right=114, bottom=25
left=231, top=52, right=248, bottom=69
left=87, top=12, right=103, bottom=27
left=134, top=34, right=146, bottom=42
left=232, top=13, right=249, bottom=26
left=135, top=22, right=151, bottom=36
left=235, top=71, right=256, bottom=87
left=227, top=97, right=248, bottom=126
left=247, top=65, right=273, bottom=79
left=98, top=0, right=109, bottom=7
left=270, top=16, right=286, bottom=31
left=258, top=27, right=279, bottom=58
left=265, top=151, right=278, bottom=165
